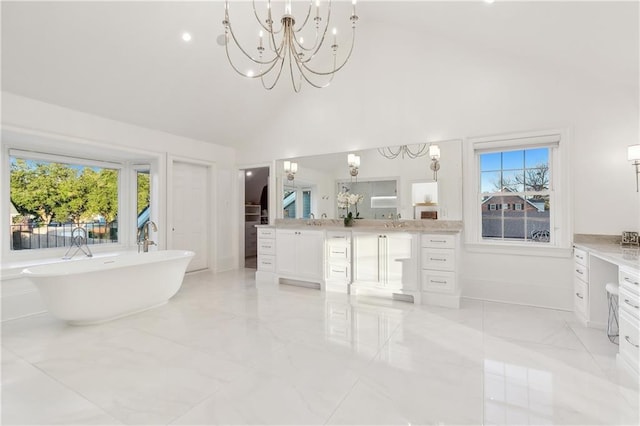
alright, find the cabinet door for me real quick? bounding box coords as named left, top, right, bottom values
left=297, top=231, right=324, bottom=280
left=385, top=234, right=413, bottom=288
left=276, top=230, right=297, bottom=276
left=354, top=234, right=380, bottom=284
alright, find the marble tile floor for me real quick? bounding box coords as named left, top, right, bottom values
left=2, top=269, right=639, bottom=425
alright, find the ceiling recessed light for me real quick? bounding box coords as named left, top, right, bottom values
left=182, top=32, right=192, bottom=42
left=247, top=70, right=255, bottom=77
left=484, top=0, right=495, bottom=4
left=246, top=171, right=253, bottom=176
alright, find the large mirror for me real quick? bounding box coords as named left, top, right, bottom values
left=275, top=140, right=463, bottom=221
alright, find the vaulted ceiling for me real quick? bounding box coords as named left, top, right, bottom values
left=2, top=1, right=638, bottom=149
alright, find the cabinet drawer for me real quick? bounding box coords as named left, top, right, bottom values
left=573, top=277, right=588, bottom=315
left=327, top=231, right=350, bottom=241
left=620, top=286, right=640, bottom=319
left=258, top=240, right=275, bottom=255
left=258, top=228, right=275, bottom=239
left=328, top=246, right=350, bottom=260
left=421, top=234, right=455, bottom=249
left=574, top=263, right=589, bottom=283
left=573, top=248, right=588, bottom=267
left=619, top=310, right=640, bottom=373
left=620, top=268, right=640, bottom=294
left=327, top=264, right=350, bottom=281
left=421, top=270, right=455, bottom=293
left=421, top=248, right=455, bottom=271
left=258, top=255, right=275, bottom=272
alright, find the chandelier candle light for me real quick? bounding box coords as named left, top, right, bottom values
left=222, top=0, right=359, bottom=91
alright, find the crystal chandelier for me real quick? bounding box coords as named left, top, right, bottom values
left=222, top=0, right=359, bottom=92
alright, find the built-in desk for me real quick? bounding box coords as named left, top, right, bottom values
left=573, top=235, right=639, bottom=377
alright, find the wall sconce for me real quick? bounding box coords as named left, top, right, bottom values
left=629, top=144, right=640, bottom=192
left=429, top=144, right=440, bottom=181
left=283, top=160, right=298, bottom=181
left=347, top=153, right=360, bottom=177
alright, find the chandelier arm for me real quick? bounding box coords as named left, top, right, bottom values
left=260, top=55, right=287, bottom=90
left=298, top=25, right=355, bottom=74
left=292, top=50, right=336, bottom=89
left=287, top=31, right=303, bottom=92
left=296, top=0, right=333, bottom=62
left=250, top=0, right=285, bottom=35
left=225, top=20, right=284, bottom=65
left=293, top=0, right=314, bottom=33
left=405, top=144, right=428, bottom=159
left=377, top=147, right=403, bottom=160
left=292, top=0, right=333, bottom=55
left=224, top=39, right=282, bottom=79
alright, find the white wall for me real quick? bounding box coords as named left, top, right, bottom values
left=236, top=22, right=640, bottom=309
left=1, top=92, right=238, bottom=272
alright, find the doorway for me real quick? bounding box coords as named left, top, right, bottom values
left=243, top=167, right=269, bottom=269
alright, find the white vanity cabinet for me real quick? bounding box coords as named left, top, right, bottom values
left=420, top=233, right=460, bottom=308
left=351, top=232, right=418, bottom=299
left=618, top=266, right=640, bottom=375
left=275, top=229, right=324, bottom=284
left=255, top=227, right=276, bottom=282
left=325, top=231, right=352, bottom=293
left=573, top=247, right=589, bottom=322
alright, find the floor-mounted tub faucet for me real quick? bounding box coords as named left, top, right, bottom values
left=138, top=220, right=157, bottom=253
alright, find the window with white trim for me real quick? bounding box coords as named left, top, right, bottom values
left=466, top=131, right=566, bottom=248
left=7, top=148, right=154, bottom=253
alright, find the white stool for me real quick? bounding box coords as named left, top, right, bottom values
left=605, top=282, right=619, bottom=345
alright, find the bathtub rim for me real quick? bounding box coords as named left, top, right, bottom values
left=20, top=250, right=195, bottom=278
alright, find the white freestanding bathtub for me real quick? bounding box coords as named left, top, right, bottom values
left=22, top=250, right=194, bottom=325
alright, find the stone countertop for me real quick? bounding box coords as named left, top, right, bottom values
left=574, top=234, right=639, bottom=271
left=259, top=219, right=463, bottom=233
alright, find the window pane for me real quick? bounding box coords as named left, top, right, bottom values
left=480, top=152, right=501, bottom=172
left=502, top=170, right=525, bottom=192
left=482, top=196, right=503, bottom=239
left=526, top=195, right=550, bottom=242
left=10, top=156, right=119, bottom=250
left=524, top=167, right=549, bottom=191
left=137, top=170, right=150, bottom=232
left=481, top=171, right=501, bottom=193
left=283, top=188, right=296, bottom=218
left=502, top=150, right=524, bottom=170
left=302, top=190, right=311, bottom=219
left=524, top=148, right=549, bottom=168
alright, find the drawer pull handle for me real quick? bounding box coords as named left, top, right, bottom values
left=431, top=280, right=447, bottom=284
left=625, top=335, right=639, bottom=348
left=430, top=239, right=447, bottom=243
left=624, top=299, right=640, bottom=309
left=331, top=269, right=344, bottom=273
left=575, top=269, right=583, bottom=274
left=262, top=261, right=271, bottom=265
left=430, top=258, right=446, bottom=261
left=575, top=292, right=584, bottom=299
left=624, top=277, right=639, bottom=286
left=575, top=254, right=584, bottom=260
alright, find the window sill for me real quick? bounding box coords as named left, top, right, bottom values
left=464, top=242, right=572, bottom=258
